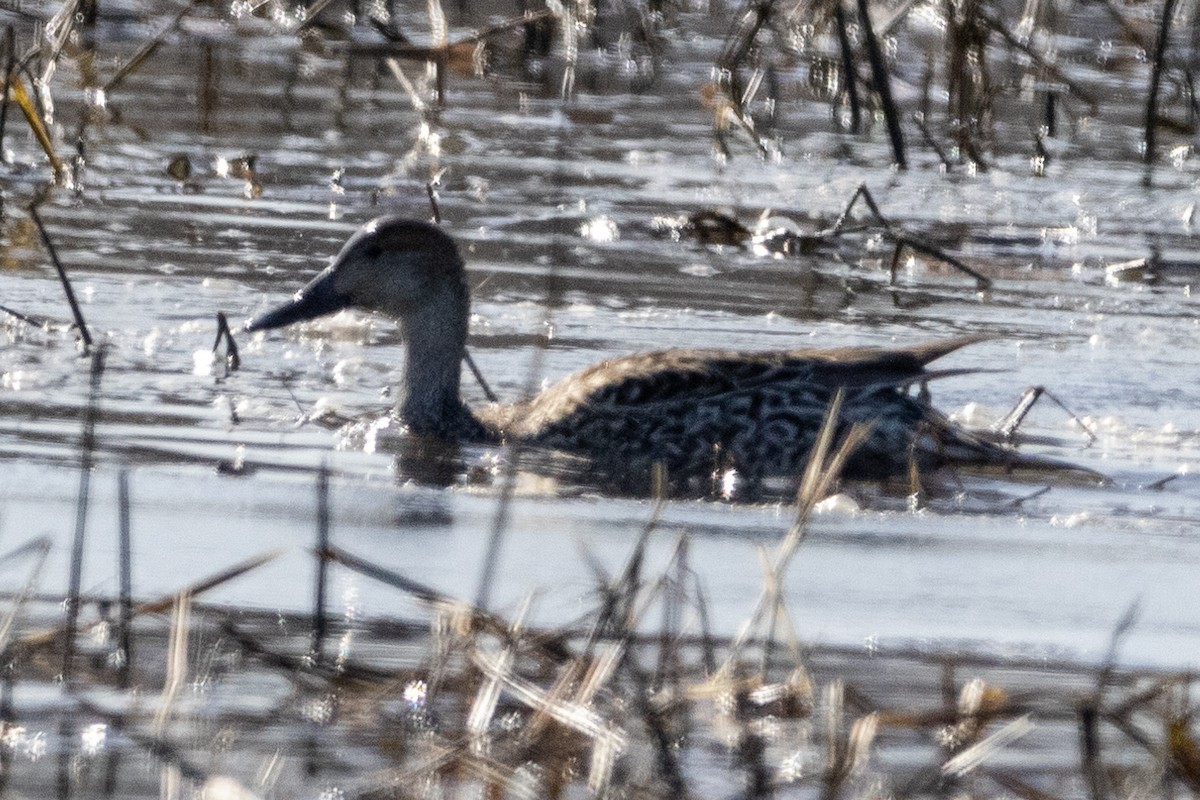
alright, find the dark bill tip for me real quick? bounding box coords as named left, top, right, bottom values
left=245, top=268, right=350, bottom=332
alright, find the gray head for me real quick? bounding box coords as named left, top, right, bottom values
left=246, top=217, right=469, bottom=332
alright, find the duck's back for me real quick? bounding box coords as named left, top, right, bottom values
left=495, top=338, right=989, bottom=483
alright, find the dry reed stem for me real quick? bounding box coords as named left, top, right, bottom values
left=0, top=25, right=15, bottom=154
left=211, top=312, right=242, bottom=374
left=324, top=546, right=573, bottom=664
left=103, top=1, right=201, bottom=95
left=821, top=679, right=849, bottom=800
left=384, top=57, right=429, bottom=112
left=37, top=0, right=79, bottom=74
left=977, top=9, right=1097, bottom=109
left=942, top=713, right=1035, bottom=777
left=855, top=0, right=906, bottom=169
left=713, top=394, right=872, bottom=686
left=10, top=76, right=63, bottom=179
left=0, top=537, right=51, bottom=655
left=1168, top=715, right=1200, bottom=792
left=518, top=658, right=585, bottom=746
left=466, top=593, right=533, bottom=747
left=28, top=201, right=92, bottom=347
left=467, top=645, right=514, bottom=748
left=152, top=591, right=192, bottom=735
left=1144, top=0, right=1181, bottom=171
left=13, top=549, right=282, bottom=651
left=471, top=649, right=618, bottom=743
left=754, top=544, right=806, bottom=674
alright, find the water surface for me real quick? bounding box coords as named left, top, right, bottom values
left=1, top=0, right=1197, bottom=679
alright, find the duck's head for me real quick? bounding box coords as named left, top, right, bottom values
left=246, top=217, right=468, bottom=333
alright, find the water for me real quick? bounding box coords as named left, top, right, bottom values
left=2, top=1, right=1200, bottom=796
left=0, top=1, right=1199, bottom=793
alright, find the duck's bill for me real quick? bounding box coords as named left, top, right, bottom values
left=245, top=268, right=350, bottom=332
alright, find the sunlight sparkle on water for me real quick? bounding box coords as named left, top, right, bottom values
left=814, top=493, right=859, bottom=514
left=80, top=723, right=107, bottom=756
left=580, top=216, right=619, bottom=243
left=779, top=750, right=805, bottom=782
left=193, top=349, right=215, bottom=376
left=341, top=585, right=361, bottom=622
left=337, top=631, right=353, bottom=668
left=720, top=468, right=737, bottom=500
left=3, top=728, right=48, bottom=762
left=84, top=87, right=106, bottom=109
left=301, top=694, right=335, bottom=725
left=1, top=726, right=25, bottom=751
left=403, top=679, right=428, bottom=708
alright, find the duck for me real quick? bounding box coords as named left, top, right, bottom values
left=246, top=216, right=1091, bottom=491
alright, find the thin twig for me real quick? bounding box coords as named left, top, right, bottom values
left=212, top=312, right=241, bottom=372
left=856, top=0, right=906, bottom=169
left=324, top=545, right=574, bottom=660
left=0, top=304, right=48, bottom=328
left=977, top=10, right=1098, bottom=109
left=312, top=464, right=331, bottom=665
left=117, top=470, right=134, bottom=689
left=426, top=176, right=442, bottom=224
left=62, top=347, right=106, bottom=684
left=464, top=351, right=499, bottom=403
left=995, top=385, right=1097, bottom=444
left=297, top=0, right=340, bottom=31
left=0, top=26, right=15, bottom=159
left=827, top=185, right=991, bottom=288
left=13, top=550, right=284, bottom=651
left=0, top=537, right=51, bottom=656
left=895, top=234, right=992, bottom=289
left=103, top=2, right=199, bottom=94
left=913, top=113, right=954, bottom=170
left=1143, top=0, right=1181, bottom=170
left=29, top=201, right=92, bottom=348
left=834, top=6, right=861, bottom=134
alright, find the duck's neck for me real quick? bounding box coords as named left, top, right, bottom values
left=397, top=292, right=484, bottom=439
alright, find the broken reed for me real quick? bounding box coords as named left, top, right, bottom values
left=0, top=0, right=1192, bottom=186
left=710, top=0, right=1181, bottom=172
left=0, top=407, right=1193, bottom=798
left=1, top=542, right=1197, bottom=798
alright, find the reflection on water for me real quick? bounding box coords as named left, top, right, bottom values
left=0, top=0, right=1199, bottom=793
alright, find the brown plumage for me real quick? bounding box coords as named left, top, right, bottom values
left=246, top=217, right=1092, bottom=490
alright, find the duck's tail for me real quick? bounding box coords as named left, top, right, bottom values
left=916, top=412, right=1109, bottom=485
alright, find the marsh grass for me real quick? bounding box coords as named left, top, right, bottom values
left=0, top=413, right=1195, bottom=798
left=0, top=536, right=1195, bottom=799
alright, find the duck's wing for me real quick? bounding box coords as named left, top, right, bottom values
left=511, top=335, right=986, bottom=430
left=739, top=335, right=990, bottom=393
